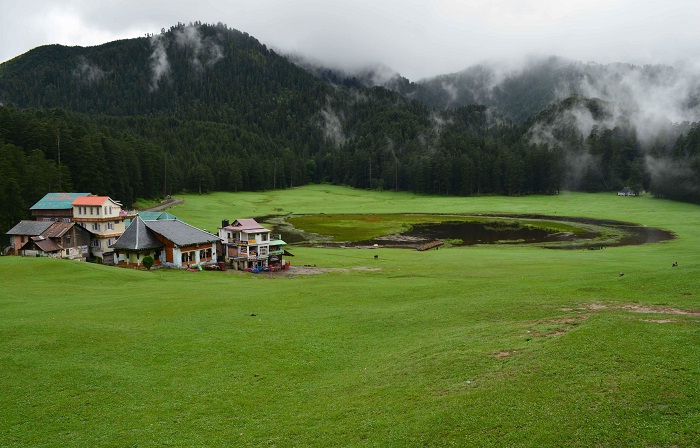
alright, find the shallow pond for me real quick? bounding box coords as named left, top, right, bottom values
left=263, top=214, right=675, bottom=250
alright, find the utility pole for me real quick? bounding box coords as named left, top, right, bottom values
left=273, top=158, right=277, bottom=190
left=56, top=130, right=61, bottom=191
left=368, top=159, right=372, bottom=189
left=163, top=152, right=167, bottom=198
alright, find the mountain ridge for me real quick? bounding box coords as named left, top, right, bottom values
left=0, top=22, right=699, bottom=237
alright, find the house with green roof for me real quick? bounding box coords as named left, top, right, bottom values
left=30, top=193, right=90, bottom=222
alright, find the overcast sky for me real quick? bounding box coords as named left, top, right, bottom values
left=2, top=0, right=700, bottom=80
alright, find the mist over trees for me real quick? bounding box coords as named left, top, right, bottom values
left=1, top=22, right=699, bottom=236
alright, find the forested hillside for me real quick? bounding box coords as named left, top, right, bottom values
left=1, top=23, right=700, bottom=237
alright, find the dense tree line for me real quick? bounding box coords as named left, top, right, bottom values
left=1, top=23, right=699, bottom=238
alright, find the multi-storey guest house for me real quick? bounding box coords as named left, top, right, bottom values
left=72, top=195, right=126, bottom=261
left=218, top=219, right=287, bottom=270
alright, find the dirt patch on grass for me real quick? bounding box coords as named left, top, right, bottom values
left=493, top=350, right=521, bottom=358
left=585, top=303, right=700, bottom=316
left=257, top=265, right=381, bottom=276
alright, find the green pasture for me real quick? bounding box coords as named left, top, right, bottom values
left=2, top=185, right=699, bottom=447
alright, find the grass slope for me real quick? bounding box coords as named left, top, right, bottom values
left=1, top=186, right=699, bottom=447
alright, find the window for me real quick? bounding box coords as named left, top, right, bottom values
left=109, top=206, right=113, bottom=215
left=92, top=223, right=101, bottom=231
left=107, top=222, right=114, bottom=230
left=91, top=240, right=100, bottom=248
left=90, top=207, right=93, bottom=215
left=20, top=235, right=25, bottom=243
left=66, top=234, right=71, bottom=245
left=104, top=206, right=107, bottom=215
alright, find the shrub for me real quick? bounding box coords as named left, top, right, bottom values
left=142, top=255, right=154, bottom=270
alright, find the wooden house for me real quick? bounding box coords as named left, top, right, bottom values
left=6, top=220, right=92, bottom=259
left=6, top=221, right=54, bottom=254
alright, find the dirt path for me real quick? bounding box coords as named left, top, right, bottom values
left=141, top=198, right=184, bottom=212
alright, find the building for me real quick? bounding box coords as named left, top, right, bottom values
left=218, top=218, right=287, bottom=270
left=110, top=216, right=220, bottom=269
left=72, top=196, right=126, bottom=261
left=30, top=192, right=90, bottom=222
left=6, top=220, right=92, bottom=259
left=617, top=187, right=637, bottom=196
left=6, top=221, right=54, bottom=254
left=109, top=216, right=165, bottom=268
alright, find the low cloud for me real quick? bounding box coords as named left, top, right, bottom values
left=149, top=34, right=170, bottom=91
left=148, top=25, right=224, bottom=91
left=320, top=104, right=346, bottom=145
left=73, top=56, right=107, bottom=84
left=173, top=25, right=224, bottom=71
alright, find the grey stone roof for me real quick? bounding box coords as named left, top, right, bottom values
left=145, top=219, right=219, bottom=247
left=6, top=220, right=54, bottom=236
left=110, top=216, right=164, bottom=251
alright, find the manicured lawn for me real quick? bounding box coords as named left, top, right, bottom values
left=1, top=186, right=699, bottom=446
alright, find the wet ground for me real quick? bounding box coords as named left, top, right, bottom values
left=260, top=214, right=675, bottom=250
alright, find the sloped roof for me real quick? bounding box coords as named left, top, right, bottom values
left=41, top=222, right=77, bottom=239
left=145, top=219, right=220, bottom=247
left=6, top=220, right=54, bottom=236
left=72, top=196, right=119, bottom=207
left=110, top=216, right=164, bottom=251
left=138, top=211, right=179, bottom=221
left=27, top=236, right=61, bottom=253
left=227, top=218, right=270, bottom=233
left=30, top=193, right=90, bottom=210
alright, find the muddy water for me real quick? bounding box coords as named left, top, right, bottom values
left=393, top=220, right=674, bottom=249
left=262, top=214, right=675, bottom=250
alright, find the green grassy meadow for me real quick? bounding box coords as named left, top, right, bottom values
left=2, top=185, right=699, bottom=447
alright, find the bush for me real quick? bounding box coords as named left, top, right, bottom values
left=142, top=255, right=154, bottom=270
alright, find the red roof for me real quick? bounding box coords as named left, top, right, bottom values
left=72, top=196, right=110, bottom=206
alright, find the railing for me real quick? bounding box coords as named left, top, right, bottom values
left=232, top=254, right=263, bottom=261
